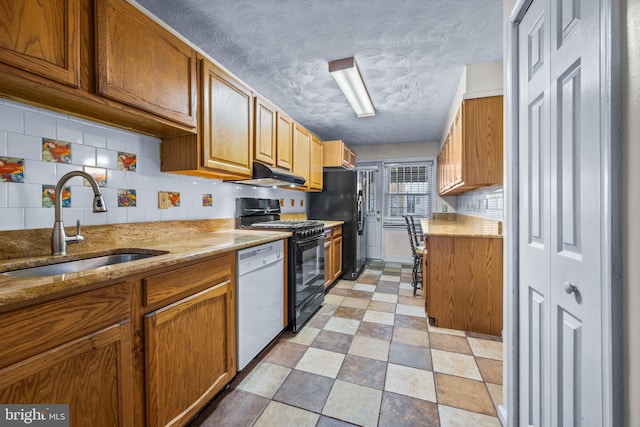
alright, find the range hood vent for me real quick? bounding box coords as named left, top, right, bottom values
left=233, top=162, right=307, bottom=187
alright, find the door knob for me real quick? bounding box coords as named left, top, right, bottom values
left=563, top=281, right=578, bottom=294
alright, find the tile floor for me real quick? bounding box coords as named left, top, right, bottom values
left=190, top=261, right=503, bottom=427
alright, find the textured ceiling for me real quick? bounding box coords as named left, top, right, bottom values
left=136, top=0, right=503, bottom=145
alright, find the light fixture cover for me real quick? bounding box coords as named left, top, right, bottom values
left=329, top=57, right=375, bottom=118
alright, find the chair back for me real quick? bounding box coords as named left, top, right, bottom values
left=407, top=215, right=423, bottom=249
left=403, top=215, right=420, bottom=254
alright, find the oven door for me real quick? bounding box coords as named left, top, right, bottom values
left=294, top=235, right=324, bottom=306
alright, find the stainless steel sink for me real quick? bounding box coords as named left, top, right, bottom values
left=3, top=251, right=167, bottom=278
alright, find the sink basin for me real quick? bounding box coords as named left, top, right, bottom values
left=3, top=251, right=167, bottom=278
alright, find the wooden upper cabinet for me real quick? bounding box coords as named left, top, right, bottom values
left=254, top=96, right=277, bottom=166
left=276, top=111, right=294, bottom=170
left=202, top=59, right=253, bottom=177
left=95, top=0, right=197, bottom=128
left=323, top=139, right=356, bottom=169
left=437, top=95, right=503, bottom=195
left=292, top=123, right=310, bottom=189
left=309, top=135, right=323, bottom=191
left=0, top=0, right=81, bottom=88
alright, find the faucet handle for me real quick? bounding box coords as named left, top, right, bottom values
left=66, top=220, right=85, bottom=244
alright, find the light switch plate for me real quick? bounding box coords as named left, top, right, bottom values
left=158, top=192, right=171, bottom=209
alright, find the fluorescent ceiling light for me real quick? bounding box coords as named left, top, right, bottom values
left=329, top=57, right=375, bottom=118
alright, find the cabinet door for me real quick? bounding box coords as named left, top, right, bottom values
left=96, top=0, right=197, bottom=127
left=201, top=59, right=253, bottom=178
left=324, top=237, right=332, bottom=288
left=255, top=96, right=276, bottom=166
left=145, top=280, right=236, bottom=427
left=309, top=135, right=323, bottom=190
left=293, top=123, right=310, bottom=188
left=452, top=109, right=463, bottom=184
left=276, top=111, right=293, bottom=170
left=0, top=0, right=80, bottom=87
left=333, top=235, right=343, bottom=281
left=0, top=321, right=134, bottom=427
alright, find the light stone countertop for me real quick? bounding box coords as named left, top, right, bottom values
left=420, top=214, right=502, bottom=238
left=0, top=228, right=290, bottom=311
left=318, top=220, right=344, bottom=228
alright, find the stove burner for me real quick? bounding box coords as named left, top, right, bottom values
left=249, top=220, right=324, bottom=229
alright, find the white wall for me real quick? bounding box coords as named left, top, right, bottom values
left=0, top=99, right=307, bottom=231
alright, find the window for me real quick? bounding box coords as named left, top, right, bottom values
left=383, top=161, right=434, bottom=227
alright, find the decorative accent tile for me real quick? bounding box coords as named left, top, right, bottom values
left=42, top=185, right=70, bottom=208
left=158, top=191, right=180, bottom=208
left=83, top=166, right=107, bottom=187
left=117, top=151, right=137, bottom=171
left=202, top=193, right=213, bottom=207
left=0, top=156, right=24, bottom=182
left=117, top=189, right=136, bottom=207
left=42, top=138, right=71, bottom=163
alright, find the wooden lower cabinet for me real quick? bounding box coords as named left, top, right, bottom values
left=424, top=235, right=503, bottom=336
left=144, top=265, right=236, bottom=427
left=0, top=282, right=133, bottom=426
left=332, top=233, right=343, bottom=282
left=324, top=230, right=333, bottom=288
left=323, top=225, right=343, bottom=288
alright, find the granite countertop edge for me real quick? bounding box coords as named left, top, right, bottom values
left=0, top=229, right=291, bottom=311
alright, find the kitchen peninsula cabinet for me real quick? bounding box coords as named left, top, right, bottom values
left=0, top=283, right=134, bottom=427
left=143, top=254, right=236, bottom=427
left=424, top=234, right=503, bottom=336
left=96, top=0, right=197, bottom=128
left=437, top=96, right=503, bottom=195
left=162, top=57, right=254, bottom=179
left=0, top=0, right=198, bottom=136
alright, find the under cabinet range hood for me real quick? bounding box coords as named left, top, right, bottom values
left=233, top=162, right=307, bottom=187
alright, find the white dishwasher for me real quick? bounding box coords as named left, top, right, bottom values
left=236, top=239, right=284, bottom=370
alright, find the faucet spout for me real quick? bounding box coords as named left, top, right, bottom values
left=51, top=171, right=107, bottom=256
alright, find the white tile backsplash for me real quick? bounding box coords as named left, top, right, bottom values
left=7, top=133, right=42, bottom=160
left=0, top=208, right=24, bottom=230
left=456, top=185, right=504, bottom=220
left=0, top=104, right=24, bottom=133
left=0, top=99, right=308, bottom=230
left=24, top=111, right=57, bottom=139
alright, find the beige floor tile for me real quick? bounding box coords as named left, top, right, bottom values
left=396, top=303, right=427, bottom=318
left=353, top=283, right=376, bottom=292
left=398, top=289, right=416, bottom=296
left=254, top=401, right=319, bottom=427
left=380, top=274, right=401, bottom=282
left=438, top=405, right=501, bottom=427
left=468, top=338, right=503, bottom=360
left=322, top=380, right=382, bottom=427
left=362, top=310, right=396, bottom=326
left=427, top=324, right=467, bottom=337
left=384, top=363, right=436, bottom=402
left=295, top=347, right=345, bottom=378
left=371, top=292, right=398, bottom=303
left=348, top=335, right=390, bottom=361
left=486, top=383, right=503, bottom=409
left=285, top=326, right=321, bottom=346
left=335, top=280, right=355, bottom=289
left=324, top=294, right=345, bottom=305
left=397, top=295, right=425, bottom=307
left=434, top=373, right=496, bottom=416
left=367, top=300, right=397, bottom=313
left=324, top=317, right=360, bottom=335
left=340, top=297, right=370, bottom=309
left=392, top=327, right=430, bottom=347
left=236, top=361, right=292, bottom=398
left=399, top=282, right=414, bottom=290
left=429, top=332, right=472, bottom=355
left=431, top=349, right=482, bottom=380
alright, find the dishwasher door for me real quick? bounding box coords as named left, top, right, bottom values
left=237, top=239, right=284, bottom=370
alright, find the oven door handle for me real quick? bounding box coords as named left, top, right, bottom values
left=296, top=235, right=324, bottom=247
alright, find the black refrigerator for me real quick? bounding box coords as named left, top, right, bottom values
left=309, top=169, right=366, bottom=280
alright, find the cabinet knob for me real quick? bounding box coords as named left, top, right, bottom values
left=563, top=281, right=578, bottom=295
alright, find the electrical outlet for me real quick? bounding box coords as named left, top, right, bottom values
left=280, top=198, right=284, bottom=206
left=300, top=199, right=304, bottom=207
left=290, top=198, right=295, bottom=207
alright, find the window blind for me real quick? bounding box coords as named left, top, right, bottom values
left=383, top=161, right=433, bottom=227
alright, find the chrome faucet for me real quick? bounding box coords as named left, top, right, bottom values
left=51, top=171, right=107, bottom=256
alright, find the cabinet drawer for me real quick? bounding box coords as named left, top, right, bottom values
left=333, top=225, right=342, bottom=237
left=0, top=282, right=130, bottom=369
left=143, top=253, right=234, bottom=308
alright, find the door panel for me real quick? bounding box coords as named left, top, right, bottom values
left=360, top=166, right=382, bottom=260
left=519, top=0, right=603, bottom=425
